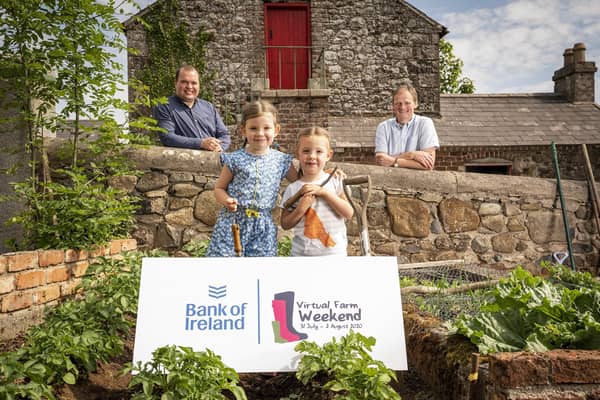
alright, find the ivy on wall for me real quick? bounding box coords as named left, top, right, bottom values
left=136, top=0, right=214, bottom=102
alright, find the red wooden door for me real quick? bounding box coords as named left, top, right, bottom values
left=264, top=4, right=310, bottom=89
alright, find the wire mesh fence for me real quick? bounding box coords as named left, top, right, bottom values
left=398, top=259, right=510, bottom=330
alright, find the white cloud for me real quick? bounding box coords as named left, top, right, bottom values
left=437, top=0, right=599, bottom=99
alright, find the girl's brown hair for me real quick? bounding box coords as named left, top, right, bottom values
left=240, top=100, right=279, bottom=126
left=295, top=126, right=332, bottom=150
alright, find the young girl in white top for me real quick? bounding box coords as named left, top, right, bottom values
left=280, top=126, right=354, bottom=256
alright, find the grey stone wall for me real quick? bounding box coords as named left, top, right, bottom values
left=111, top=145, right=599, bottom=273
left=125, top=0, right=444, bottom=128
left=311, top=0, right=442, bottom=116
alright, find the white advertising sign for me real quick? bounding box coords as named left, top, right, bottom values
left=133, top=256, right=407, bottom=372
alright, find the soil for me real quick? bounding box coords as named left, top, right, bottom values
left=4, top=331, right=439, bottom=400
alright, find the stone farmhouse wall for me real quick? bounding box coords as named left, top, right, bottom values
left=125, top=0, right=442, bottom=133
left=0, top=239, right=137, bottom=340
left=112, top=146, right=599, bottom=273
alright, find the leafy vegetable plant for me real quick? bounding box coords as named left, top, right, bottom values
left=295, top=330, right=401, bottom=400
left=0, top=251, right=144, bottom=399
left=453, top=265, right=600, bottom=354
left=126, top=345, right=247, bottom=400
left=182, top=239, right=210, bottom=257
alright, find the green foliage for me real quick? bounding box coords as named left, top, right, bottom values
left=135, top=0, right=213, bottom=102
left=8, top=168, right=138, bottom=250
left=278, top=235, right=292, bottom=256
left=453, top=266, right=600, bottom=354
left=0, top=0, right=155, bottom=250
left=182, top=236, right=293, bottom=257
left=295, top=330, right=401, bottom=400
left=439, top=39, right=475, bottom=94
left=126, top=345, right=247, bottom=400
left=0, top=251, right=143, bottom=398
left=182, top=239, right=210, bottom=257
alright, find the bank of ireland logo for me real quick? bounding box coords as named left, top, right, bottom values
left=271, top=291, right=307, bottom=343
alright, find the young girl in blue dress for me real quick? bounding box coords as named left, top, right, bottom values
left=206, top=100, right=298, bottom=257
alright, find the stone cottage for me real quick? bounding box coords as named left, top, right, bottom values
left=124, top=0, right=445, bottom=151
left=125, top=1, right=599, bottom=180
left=333, top=43, right=600, bottom=181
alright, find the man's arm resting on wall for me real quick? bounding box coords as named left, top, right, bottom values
left=375, top=148, right=436, bottom=170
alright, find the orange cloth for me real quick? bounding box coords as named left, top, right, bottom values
left=304, top=208, right=336, bottom=248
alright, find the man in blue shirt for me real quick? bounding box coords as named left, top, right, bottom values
left=154, top=65, right=231, bottom=151
left=374, top=81, right=439, bottom=170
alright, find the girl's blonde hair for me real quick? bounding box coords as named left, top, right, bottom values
left=296, top=126, right=332, bottom=150
left=240, top=100, right=279, bottom=126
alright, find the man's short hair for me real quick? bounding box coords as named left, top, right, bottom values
left=392, top=80, right=419, bottom=106
left=175, top=65, right=198, bottom=81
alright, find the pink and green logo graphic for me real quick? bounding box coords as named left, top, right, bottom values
left=271, top=291, right=308, bottom=343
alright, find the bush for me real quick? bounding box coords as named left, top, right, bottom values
left=9, top=168, right=138, bottom=250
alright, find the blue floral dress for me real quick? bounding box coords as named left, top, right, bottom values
left=206, top=148, right=293, bottom=257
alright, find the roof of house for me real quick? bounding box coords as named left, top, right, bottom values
left=330, top=93, right=600, bottom=148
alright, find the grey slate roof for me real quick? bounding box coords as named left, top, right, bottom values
left=329, top=93, right=600, bottom=148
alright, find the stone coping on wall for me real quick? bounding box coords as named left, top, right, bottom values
left=123, top=145, right=589, bottom=202
left=123, top=145, right=223, bottom=174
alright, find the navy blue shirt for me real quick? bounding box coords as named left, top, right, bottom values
left=153, top=95, right=231, bottom=150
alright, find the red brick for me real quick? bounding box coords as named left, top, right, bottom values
left=71, top=260, right=89, bottom=277
left=547, top=350, right=600, bottom=384
left=488, top=352, right=550, bottom=388
left=1, top=292, right=33, bottom=312
left=0, top=275, right=15, bottom=294
left=15, top=270, right=45, bottom=290
left=61, top=279, right=81, bottom=296
left=110, top=240, right=123, bottom=254
left=8, top=251, right=38, bottom=272
left=88, top=246, right=108, bottom=258
left=34, top=285, right=61, bottom=304
left=121, top=238, right=137, bottom=251
left=0, top=256, right=7, bottom=274
left=46, top=266, right=69, bottom=283
left=38, top=249, right=64, bottom=267
left=65, top=249, right=88, bottom=262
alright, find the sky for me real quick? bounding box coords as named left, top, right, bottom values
left=111, top=0, right=600, bottom=123
left=409, top=0, right=600, bottom=98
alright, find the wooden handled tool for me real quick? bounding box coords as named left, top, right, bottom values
left=283, top=166, right=338, bottom=210
left=231, top=223, right=242, bottom=256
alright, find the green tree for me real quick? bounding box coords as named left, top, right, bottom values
left=136, top=0, right=213, bottom=102
left=0, top=0, right=147, bottom=250
left=439, top=38, right=475, bottom=94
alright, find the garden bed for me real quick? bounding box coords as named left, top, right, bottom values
left=50, top=326, right=440, bottom=400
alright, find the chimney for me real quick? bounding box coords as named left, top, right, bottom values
left=553, top=42, right=597, bottom=103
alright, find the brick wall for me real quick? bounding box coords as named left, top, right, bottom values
left=483, top=350, right=600, bottom=399
left=403, top=307, right=600, bottom=400
left=262, top=91, right=330, bottom=154
left=0, top=239, right=138, bottom=340
left=330, top=144, right=600, bottom=181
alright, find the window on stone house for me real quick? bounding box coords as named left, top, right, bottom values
left=464, top=158, right=512, bottom=175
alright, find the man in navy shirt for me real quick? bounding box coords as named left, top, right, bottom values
left=154, top=65, right=230, bottom=151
